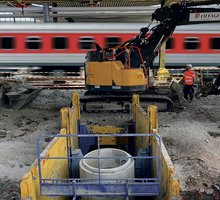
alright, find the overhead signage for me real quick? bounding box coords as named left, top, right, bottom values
left=190, top=12, right=220, bottom=21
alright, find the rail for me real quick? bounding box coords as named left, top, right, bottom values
left=37, top=133, right=162, bottom=199
left=0, top=71, right=85, bottom=89
left=1, top=67, right=218, bottom=89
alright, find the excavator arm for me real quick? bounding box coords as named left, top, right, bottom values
left=153, top=1, right=220, bottom=26
left=122, top=1, right=220, bottom=70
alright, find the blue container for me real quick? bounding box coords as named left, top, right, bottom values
left=71, top=148, right=83, bottom=178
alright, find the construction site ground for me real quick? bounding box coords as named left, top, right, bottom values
left=0, top=89, right=219, bottom=200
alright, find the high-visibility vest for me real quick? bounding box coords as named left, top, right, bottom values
left=183, top=70, right=195, bottom=85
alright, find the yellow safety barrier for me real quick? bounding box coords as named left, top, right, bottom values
left=20, top=94, right=81, bottom=200
left=20, top=128, right=69, bottom=200
left=132, top=94, right=180, bottom=200
left=71, top=92, right=80, bottom=120
left=89, top=125, right=125, bottom=145
left=132, top=94, right=150, bottom=151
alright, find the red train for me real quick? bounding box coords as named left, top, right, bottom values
left=0, top=22, right=219, bottom=71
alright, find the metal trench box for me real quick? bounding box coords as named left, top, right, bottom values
left=36, top=132, right=162, bottom=199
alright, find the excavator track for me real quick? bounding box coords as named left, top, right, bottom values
left=80, top=93, right=174, bottom=113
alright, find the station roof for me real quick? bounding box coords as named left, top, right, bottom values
left=0, top=0, right=214, bottom=7
left=1, top=0, right=161, bottom=6
left=0, top=0, right=218, bottom=23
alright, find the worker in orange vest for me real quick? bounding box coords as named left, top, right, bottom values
left=183, top=64, right=196, bottom=102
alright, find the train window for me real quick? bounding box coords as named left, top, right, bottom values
left=26, top=37, right=42, bottom=49
left=105, top=37, right=121, bottom=48
left=184, top=37, right=200, bottom=50
left=210, top=37, right=220, bottom=50
left=52, top=37, right=68, bottom=49
left=166, top=38, right=174, bottom=50
left=79, top=37, right=94, bottom=50
left=1, top=37, right=15, bottom=49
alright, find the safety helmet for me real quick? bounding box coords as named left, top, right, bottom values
left=186, top=63, right=192, bottom=69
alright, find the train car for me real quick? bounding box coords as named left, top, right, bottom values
left=0, top=23, right=219, bottom=72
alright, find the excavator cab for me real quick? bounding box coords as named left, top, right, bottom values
left=85, top=45, right=148, bottom=93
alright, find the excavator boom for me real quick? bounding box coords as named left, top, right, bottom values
left=125, top=2, right=220, bottom=69
left=153, top=2, right=220, bottom=25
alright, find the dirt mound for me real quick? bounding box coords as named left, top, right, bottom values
left=181, top=183, right=220, bottom=200
left=159, top=95, right=220, bottom=191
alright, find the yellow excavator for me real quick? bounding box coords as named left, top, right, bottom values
left=81, top=1, right=220, bottom=112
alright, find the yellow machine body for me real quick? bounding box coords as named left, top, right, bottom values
left=85, top=61, right=147, bottom=92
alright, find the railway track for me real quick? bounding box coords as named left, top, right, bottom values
left=0, top=67, right=219, bottom=89
left=0, top=71, right=85, bottom=89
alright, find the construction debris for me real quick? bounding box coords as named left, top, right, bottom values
left=0, top=79, right=41, bottom=109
